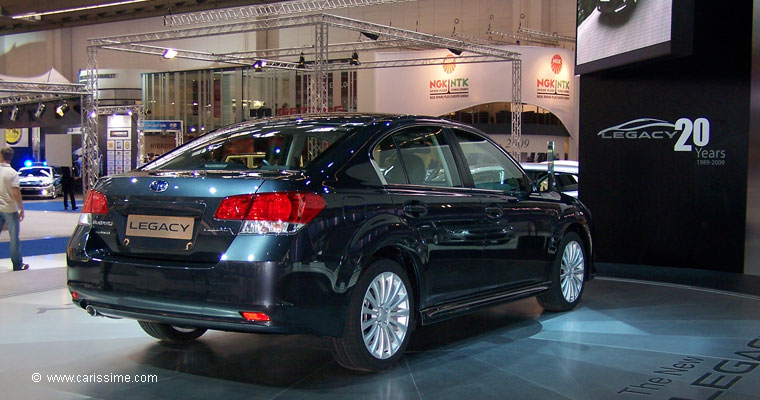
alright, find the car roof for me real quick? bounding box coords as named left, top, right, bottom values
left=205, top=113, right=481, bottom=136
left=20, top=165, right=52, bottom=169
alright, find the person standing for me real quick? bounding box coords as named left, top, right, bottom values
left=60, top=166, right=77, bottom=211
left=0, top=147, right=28, bottom=271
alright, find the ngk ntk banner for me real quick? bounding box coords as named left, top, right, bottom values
left=367, top=47, right=579, bottom=139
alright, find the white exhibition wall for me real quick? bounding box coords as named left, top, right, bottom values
left=361, top=46, right=579, bottom=158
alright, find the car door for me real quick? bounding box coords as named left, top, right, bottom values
left=450, top=128, right=556, bottom=290
left=372, top=126, right=484, bottom=306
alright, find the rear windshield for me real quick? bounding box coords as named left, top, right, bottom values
left=144, top=122, right=358, bottom=171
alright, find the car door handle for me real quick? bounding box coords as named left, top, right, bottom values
left=403, top=203, right=428, bottom=218
left=484, top=206, right=503, bottom=219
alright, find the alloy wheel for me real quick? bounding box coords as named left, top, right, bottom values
left=361, top=272, right=410, bottom=360
left=560, top=241, right=585, bottom=303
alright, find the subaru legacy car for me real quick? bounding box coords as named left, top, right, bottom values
left=19, top=164, right=62, bottom=198
left=67, top=114, right=593, bottom=372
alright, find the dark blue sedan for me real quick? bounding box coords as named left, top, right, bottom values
left=67, top=114, right=593, bottom=371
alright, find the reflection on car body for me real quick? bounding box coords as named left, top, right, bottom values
left=67, top=114, right=593, bottom=372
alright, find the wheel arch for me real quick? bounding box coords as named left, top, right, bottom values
left=366, top=245, right=424, bottom=323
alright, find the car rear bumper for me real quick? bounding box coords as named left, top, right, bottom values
left=67, top=256, right=350, bottom=337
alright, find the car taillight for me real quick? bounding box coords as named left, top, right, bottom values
left=82, top=190, right=108, bottom=214
left=214, top=194, right=254, bottom=220
left=215, top=191, right=325, bottom=234
left=79, top=190, right=108, bottom=225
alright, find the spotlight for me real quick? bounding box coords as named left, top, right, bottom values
left=0, top=107, right=3, bottom=115
left=34, top=103, right=46, bottom=119
left=55, top=101, right=69, bottom=118
left=350, top=52, right=360, bottom=66
left=10, top=106, right=19, bottom=121
left=297, top=52, right=306, bottom=69
left=253, top=60, right=266, bottom=72
left=360, top=31, right=379, bottom=41
left=448, top=48, right=463, bottom=56
left=163, top=48, right=178, bottom=59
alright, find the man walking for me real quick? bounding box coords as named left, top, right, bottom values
left=0, top=147, right=28, bottom=271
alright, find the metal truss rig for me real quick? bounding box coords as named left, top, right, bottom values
left=0, top=81, right=88, bottom=106
left=89, top=14, right=521, bottom=61
left=87, top=12, right=523, bottom=179
left=0, top=81, right=88, bottom=95
left=99, top=39, right=427, bottom=67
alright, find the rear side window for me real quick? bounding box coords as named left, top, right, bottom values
left=372, top=126, right=462, bottom=187
left=373, top=135, right=407, bottom=184
left=144, top=123, right=355, bottom=171
left=452, top=129, right=529, bottom=193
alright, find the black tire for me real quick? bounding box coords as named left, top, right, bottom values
left=331, top=258, right=415, bottom=372
left=137, top=321, right=206, bottom=342
left=537, top=232, right=587, bottom=312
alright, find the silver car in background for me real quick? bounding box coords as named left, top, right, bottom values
left=521, top=161, right=579, bottom=198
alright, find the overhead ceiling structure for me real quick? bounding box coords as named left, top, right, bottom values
left=0, top=0, right=419, bottom=35
left=0, top=0, right=272, bottom=35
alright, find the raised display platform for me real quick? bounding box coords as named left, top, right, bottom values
left=1, top=267, right=758, bottom=399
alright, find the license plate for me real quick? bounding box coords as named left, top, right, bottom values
left=126, top=215, right=194, bottom=240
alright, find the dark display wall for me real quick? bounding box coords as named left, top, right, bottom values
left=746, top=1, right=760, bottom=276
left=579, top=2, right=752, bottom=272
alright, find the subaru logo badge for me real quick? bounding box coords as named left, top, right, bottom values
left=149, top=180, right=169, bottom=192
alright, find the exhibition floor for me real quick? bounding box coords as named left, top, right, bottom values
left=2, top=261, right=760, bottom=399
left=2, top=197, right=759, bottom=399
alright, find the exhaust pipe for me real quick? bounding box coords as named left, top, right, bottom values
left=85, top=305, right=121, bottom=319
left=86, top=305, right=101, bottom=317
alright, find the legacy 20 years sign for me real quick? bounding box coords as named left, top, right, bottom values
left=597, top=117, right=726, bottom=167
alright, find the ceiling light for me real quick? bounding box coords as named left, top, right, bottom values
left=55, top=101, right=69, bottom=118
left=9, top=106, right=18, bottom=121
left=350, top=52, right=360, bottom=66
left=163, top=49, right=178, bottom=59
left=297, top=53, right=306, bottom=69
left=11, top=0, right=150, bottom=20
left=360, top=31, right=379, bottom=41
left=448, top=48, right=463, bottom=56
left=34, top=103, right=46, bottom=119
left=253, top=60, right=265, bottom=72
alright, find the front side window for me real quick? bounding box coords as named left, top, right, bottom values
left=144, top=122, right=357, bottom=171
left=453, top=129, right=529, bottom=193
